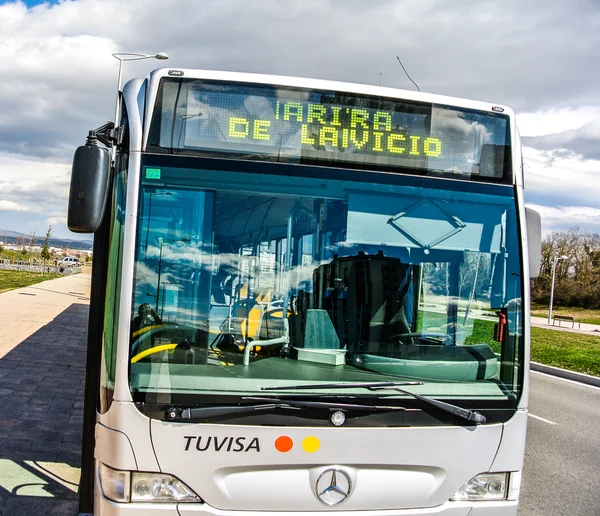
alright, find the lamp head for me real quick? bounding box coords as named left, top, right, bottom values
left=112, top=51, right=170, bottom=62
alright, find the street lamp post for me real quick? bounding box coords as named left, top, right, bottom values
left=548, top=255, right=569, bottom=324
left=112, top=51, right=169, bottom=129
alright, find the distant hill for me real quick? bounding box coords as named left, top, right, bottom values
left=0, top=228, right=93, bottom=251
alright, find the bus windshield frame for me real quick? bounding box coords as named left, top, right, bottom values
left=127, top=154, right=524, bottom=426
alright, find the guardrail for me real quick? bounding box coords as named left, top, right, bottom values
left=0, top=262, right=79, bottom=275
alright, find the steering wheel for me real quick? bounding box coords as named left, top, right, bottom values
left=393, top=332, right=452, bottom=345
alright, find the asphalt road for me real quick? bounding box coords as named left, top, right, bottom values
left=519, top=371, right=600, bottom=515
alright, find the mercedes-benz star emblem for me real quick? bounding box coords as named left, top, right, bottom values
left=315, top=468, right=352, bottom=506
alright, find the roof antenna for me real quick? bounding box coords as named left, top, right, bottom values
left=396, top=56, right=420, bottom=92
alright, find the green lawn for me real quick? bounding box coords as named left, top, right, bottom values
left=530, top=326, right=600, bottom=377
left=419, top=308, right=600, bottom=377
left=465, top=318, right=500, bottom=353
left=0, top=270, right=62, bottom=293
left=466, top=319, right=600, bottom=377
left=530, top=303, right=600, bottom=325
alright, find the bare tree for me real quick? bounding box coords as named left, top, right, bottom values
left=28, top=231, right=36, bottom=252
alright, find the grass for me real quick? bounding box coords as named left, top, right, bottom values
left=462, top=320, right=600, bottom=377
left=0, top=270, right=62, bottom=293
left=531, top=326, right=600, bottom=377
left=530, top=303, right=600, bottom=325
left=466, top=318, right=600, bottom=377
left=419, top=308, right=600, bottom=377
left=465, top=318, right=500, bottom=353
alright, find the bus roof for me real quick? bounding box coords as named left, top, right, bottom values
left=145, top=67, right=515, bottom=119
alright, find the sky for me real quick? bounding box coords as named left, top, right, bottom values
left=0, top=0, right=599, bottom=240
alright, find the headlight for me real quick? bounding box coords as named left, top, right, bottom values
left=131, top=472, right=201, bottom=502
left=450, top=473, right=508, bottom=501
left=99, top=463, right=202, bottom=503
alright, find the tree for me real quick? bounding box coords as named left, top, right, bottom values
left=28, top=231, right=36, bottom=252
left=531, top=227, right=600, bottom=308
left=41, top=226, right=52, bottom=263
left=17, top=235, right=27, bottom=260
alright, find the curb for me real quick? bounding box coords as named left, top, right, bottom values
left=530, top=361, right=600, bottom=388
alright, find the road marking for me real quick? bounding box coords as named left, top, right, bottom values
left=528, top=413, right=558, bottom=425
left=531, top=370, right=600, bottom=391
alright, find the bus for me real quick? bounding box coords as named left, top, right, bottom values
left=68, top=68, right=541, bottom=515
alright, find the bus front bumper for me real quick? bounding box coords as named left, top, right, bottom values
left=96, top=494, right=519, bottom=516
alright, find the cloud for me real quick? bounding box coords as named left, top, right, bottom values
left=522, top=145, right=600, bottom=235
left=522, top=118, right=600, bottom=161
left=524, top=204, right=600, bottom=235
left=2, top=0, right=600, bottom=239
left=46, top=215, right=66, bottom=226
left=0, top=200, right=30, bottom=212
left=0, top=152, right=70, bottom=208
left=517, top=108, right=600, bottom=233
left=517, top=107, right=600, bottom=137
left=523, top=146, right=600, bottom=205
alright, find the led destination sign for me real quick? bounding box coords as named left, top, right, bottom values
left=226, top=102, right=442, bottom=158
left=149, top=78, right=511, bottom=179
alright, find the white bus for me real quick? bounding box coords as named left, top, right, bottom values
left=69, top=68, right=541, bottom=515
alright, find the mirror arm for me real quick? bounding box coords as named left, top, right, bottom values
left=87, top=122, right=117, bottom=148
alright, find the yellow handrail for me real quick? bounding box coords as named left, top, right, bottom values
left=131, top=343, right=177, bottom=363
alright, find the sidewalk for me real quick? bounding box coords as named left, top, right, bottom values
left=530, top=315, right=600, bottom=335
left=0, top=271, right=91, bottom=515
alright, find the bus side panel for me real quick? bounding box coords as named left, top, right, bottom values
left=97, top=401, right=159, bottom=472
left=489, top=409, right=528, bottom=472
left=95, top=422, right=137, bottom=471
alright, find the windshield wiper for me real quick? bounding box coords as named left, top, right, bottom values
left=165, top=402, right=301, bottom=421
left=261, top=381, right=486, bottom=424
left=244, top=397, right=405, bottom=412
left=165, top=397, right=405, bottom=422
left=261, top=381, right=423, bottom=391
left=370, top=386, right=486, bottom=424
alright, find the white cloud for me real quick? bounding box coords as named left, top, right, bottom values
left=522, top=145, right=600, bottom=233
left=522, top=146, right=600, bottom=204
left=0, top=152, right=70, bottom=206
left=524, top=204, right=600, bottom=235
left=517, top=107, right=600, bottom=137
left=46, top=215, right=67, bottom=226
left=0, top=152, right=70, bottom=237
left=0, top=200, right=30, bottom=212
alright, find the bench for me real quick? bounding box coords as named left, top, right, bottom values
left=552, top=314, right=580, bottom=329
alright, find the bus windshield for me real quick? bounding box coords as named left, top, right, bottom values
left=129, top=161, right=523, bottom=414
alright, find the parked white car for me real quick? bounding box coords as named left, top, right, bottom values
left=61, top=257, right=80, bottom=267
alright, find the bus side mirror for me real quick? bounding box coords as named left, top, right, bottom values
left=525, top=207, right=541, bottom=279
left=68, top=143, right=111, bottom=233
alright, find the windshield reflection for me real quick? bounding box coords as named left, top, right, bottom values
left=130, top=168, right=523, bottom=401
